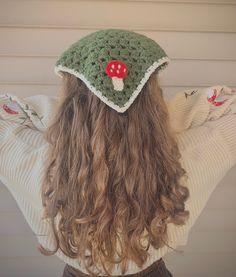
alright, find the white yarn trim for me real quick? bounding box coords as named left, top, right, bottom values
left=54, top=56, right=171, bottom=113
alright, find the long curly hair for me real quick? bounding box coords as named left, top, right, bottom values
left=38, top=70, right=190, bottom=276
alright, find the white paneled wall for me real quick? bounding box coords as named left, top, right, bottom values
left=0, top=0, right=236, bottom=276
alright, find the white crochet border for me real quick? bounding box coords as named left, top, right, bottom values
left=54, top=56, right=171, bottom=113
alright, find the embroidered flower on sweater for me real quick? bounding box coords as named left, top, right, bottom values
left=206, top=87, right=228, bottom=106
left=21, top=101, right=44, bottom=125
left=0, top=94, right=44, bottom=127
left=3, top=102, right=20, bottom=114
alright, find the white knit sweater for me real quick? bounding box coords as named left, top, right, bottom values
left=0, top=85, right=236, bottom=275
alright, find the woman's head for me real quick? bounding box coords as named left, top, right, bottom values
left=39, top=70, right=190, bottom=276
left=54, top=28, right=170, bottom=113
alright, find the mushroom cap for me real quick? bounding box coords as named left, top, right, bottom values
left=106, top=60, right=128, bottom=78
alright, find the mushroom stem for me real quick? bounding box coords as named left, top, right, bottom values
left=112, top=77, right=124, bottom=91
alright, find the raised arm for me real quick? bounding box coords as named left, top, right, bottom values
left=168, top=86, right=236, bottom=246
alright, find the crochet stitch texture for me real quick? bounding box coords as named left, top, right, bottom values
left=54, top=29, right=170, bottom=113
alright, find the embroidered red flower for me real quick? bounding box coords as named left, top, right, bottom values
left=2, top=102, right=21, bottom=114
left=206, top=88, right=228, bottom=106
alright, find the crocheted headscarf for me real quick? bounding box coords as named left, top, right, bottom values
left=54, top=29, right=170, bottom=113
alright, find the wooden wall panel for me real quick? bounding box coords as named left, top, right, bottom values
left=1, top=28, right=236, bottom=60
left=1, top=1, right=236, bottom=32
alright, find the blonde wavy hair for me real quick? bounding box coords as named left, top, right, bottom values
left=39, top=70, right=190, bottom=276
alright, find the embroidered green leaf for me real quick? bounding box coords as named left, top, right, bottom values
left=19, top=116, right=27, bottom=119
left=25, top=104, right=29, bottom=110
left=184, top=89, right=198, bottom=99
left=31, top=112, right=38, bottom=116
left=21, top=119, right=28, bottom=124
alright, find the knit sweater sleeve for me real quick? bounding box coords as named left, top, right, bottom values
left=0, top=117, right=49, bottom=197
left=0, top=93, right=56, bottom=246
left=169, top=85, right=236, bottom=246
left=0, top=93, right=55, bottom=216
left=166, top=85, right=236, bottom=163
left=169, top=121, right=236, bottom=248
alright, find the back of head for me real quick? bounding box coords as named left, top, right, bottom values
left=39, top=29, right=190, bottom=276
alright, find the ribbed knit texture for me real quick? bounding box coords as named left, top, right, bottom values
left=0, top=85, right=236, bottom=275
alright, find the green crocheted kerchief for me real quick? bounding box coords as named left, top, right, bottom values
left=54, top=29, right=170, bottom=113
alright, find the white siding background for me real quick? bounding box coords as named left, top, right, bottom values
left=0, top=0, right=236, bottom=276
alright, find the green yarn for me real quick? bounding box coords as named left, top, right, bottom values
left=54, top=29, right=170, bottom=113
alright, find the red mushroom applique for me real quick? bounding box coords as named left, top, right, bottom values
left=206, top=88, right=228, bottom=106
left=105, top=60, right=128, bottom=91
